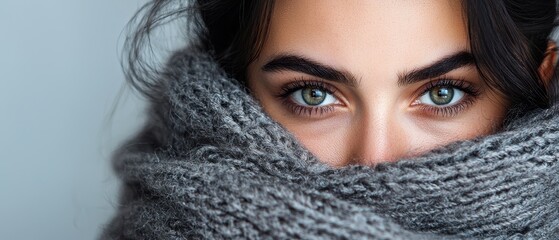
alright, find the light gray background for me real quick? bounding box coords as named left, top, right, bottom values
left=1, top=1, right=149, bottom=239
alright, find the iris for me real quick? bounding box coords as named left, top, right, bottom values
left=430, top=86, right=454, bottom=105
left=302, top=88, right=327, bottom=105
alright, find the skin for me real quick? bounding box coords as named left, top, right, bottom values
left=247, top=0, right=555, bottom=166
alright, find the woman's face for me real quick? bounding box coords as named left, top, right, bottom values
left=247, top=0, right=507, bottom=166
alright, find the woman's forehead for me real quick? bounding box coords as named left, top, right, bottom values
left=259, top=0, right=469, bottom=81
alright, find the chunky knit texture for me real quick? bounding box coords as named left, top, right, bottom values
left=102, top=49, right=559, bottom=239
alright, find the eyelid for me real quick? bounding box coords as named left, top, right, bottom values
left=275, top=78, right=346, bottom=118
left=276, top=78, right=339, bottom=98
left=412, top=77, right=480, bottom=101
left=414, top=97, right=477, bottom=118
left=410, top=77, right=481, bottom=117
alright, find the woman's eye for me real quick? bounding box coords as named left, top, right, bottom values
left=418, top=86, right=465, bottom=106
left=291, top=87, right=338, bottom=106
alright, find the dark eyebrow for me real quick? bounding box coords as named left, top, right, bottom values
left=262, top=54, right=359, bottom=87
left=397, top=51, right=475, bottom=86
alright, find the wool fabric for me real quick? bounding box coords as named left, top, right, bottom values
left=101, top=49, right=559, bottom=239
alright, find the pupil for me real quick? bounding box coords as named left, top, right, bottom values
left=429, top=87, right=454, bottom=105
left=311, top=90, right=322, bottom=98
left=302, top=88, right=326, bottom=105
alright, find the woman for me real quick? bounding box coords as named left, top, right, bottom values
left=103, top=0, right=559, bottom=239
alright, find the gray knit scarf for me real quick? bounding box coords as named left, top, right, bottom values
left=102, top=49, right=559, bottom=239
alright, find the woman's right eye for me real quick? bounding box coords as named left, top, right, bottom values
left=290, top=87, right=339, bottom=106
left=275, top=80, right=343, bottom=117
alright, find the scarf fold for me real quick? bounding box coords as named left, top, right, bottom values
left=102, top=50, right=559, bottom=239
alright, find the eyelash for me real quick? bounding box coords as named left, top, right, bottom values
left=276, top=78, right=481, bottom=118
left=275, top=79, right=339, bottom=117
left=415, top=78, right=481, bottom=117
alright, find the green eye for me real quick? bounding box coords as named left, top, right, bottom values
left=291, top=87, right=338, bottom=107
left=419, top=86, right=464, bottom=106
left=429, top=86, right=454, bottom=105
left=301, top=88, right=327, bottom=105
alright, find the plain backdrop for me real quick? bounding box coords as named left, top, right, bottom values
left=0, top=1, right=149, bottom=239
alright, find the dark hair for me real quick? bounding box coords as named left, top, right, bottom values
left=125, top=0, right=558, bottom=112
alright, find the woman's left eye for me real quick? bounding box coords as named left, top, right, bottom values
left=417, top=86, right=465, bottom=106
left=290, top=87, right=339, bottom=106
